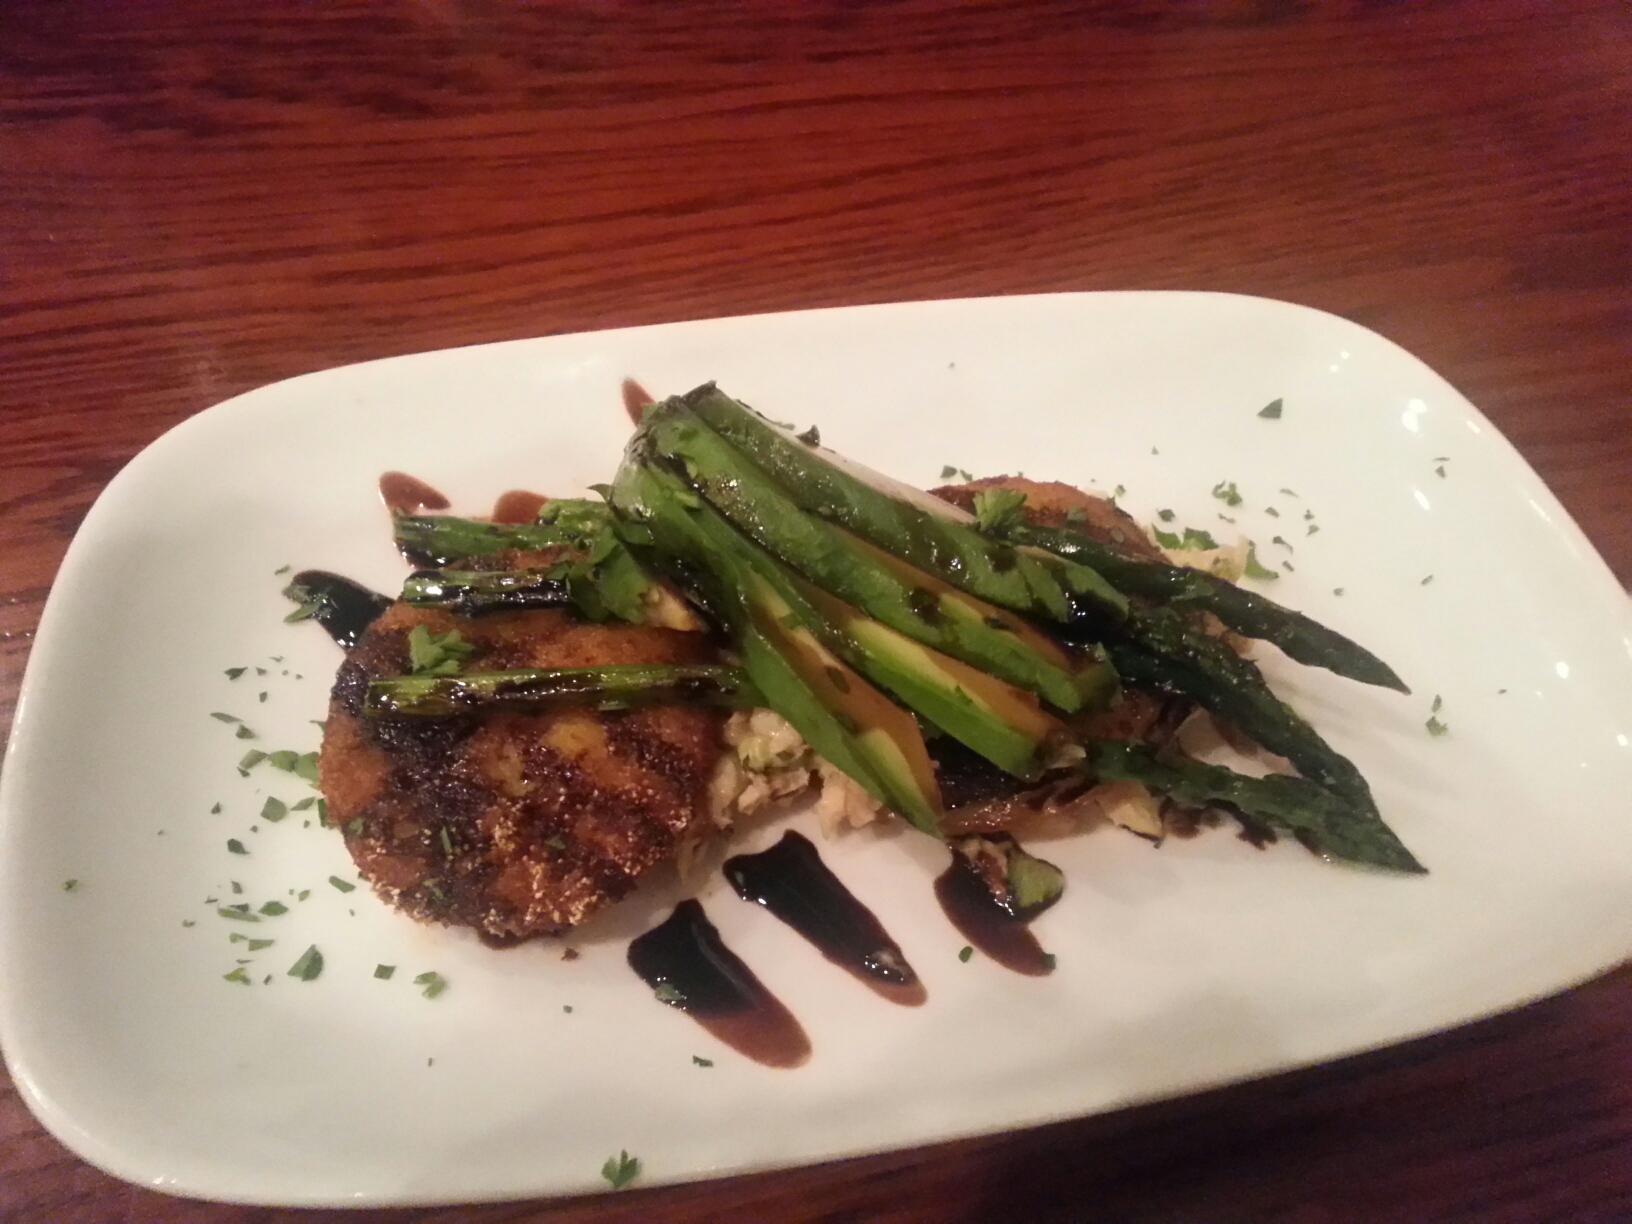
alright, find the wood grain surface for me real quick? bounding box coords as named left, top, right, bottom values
left=3, top=2, right=1629, bottom=1220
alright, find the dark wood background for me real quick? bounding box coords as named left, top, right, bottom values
left=3, top=2, right=1629, bottom=1220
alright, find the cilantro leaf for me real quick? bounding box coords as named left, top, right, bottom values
left=407, top=626, right=475, bottom=677
left=1180, top=527, right=1219, bottom=550
left=287, top=945, right=324, bottom=981
left=1244, top=544, right=1280, bottom=581
left=972, top=488, right=1028, bottom=532
left=601, top=1150, right=641, bottom=1191
left=413, top=971, right=449, bottom=999
left=1258, top=398, right=1284, bottom=419
left=1211, top=480, right=1243, bottom=507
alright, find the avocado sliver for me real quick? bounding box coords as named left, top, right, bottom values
left=643, top=407, right=1097, bottom=713
left=795, top=578, right=1072, bottom=781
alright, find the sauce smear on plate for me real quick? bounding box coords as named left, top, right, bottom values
left=725, top=832, right=925, bottom=1007
left=628, top=900, right=811, bottom=1068
left=378, top=471, right=450, bottom=516
left=933, top=845, right=1058, bottom=977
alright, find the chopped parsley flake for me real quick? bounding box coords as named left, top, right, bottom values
left=258, top=900, right=288, bottom=916
left=692, top=1054, right=714, bottom=1067
left=209, top=712, right=241, bottom=724
left=1280, top=487, right=1299, bottom=497
left=601, top=1151, right=641, bottom=1191
left=273, top=564, right=291, bottom=575
left=62, top=879, right=79, bottom=892
left=1041, top=953, right=1058, bottom=972
left=1156, top=508, right=1175, bottom=522
left=1265, top=506, right=1280, bottom=517
left=223, top=967, right=251, bottom=985
left=1211, top=480, right=1243, bottom=507
left=958, top=945, right=974, bottom=963
left=260, top=797, right=287, bottom=823
left=291, top=796, right=316, bottom=811
left=227, top=838, right=248, bottom=855
left=1334, top=587, right=1345, bottom=596
left=374, top=964, right=396, bottom=980
left=1426, top=714, right=1450, bottom=737
left=297, top=889, right=311, bottom=901
left=258, top=691, right=267, bottom=703
left=246, top=938, right=274, bottom=951
left=210, top=802, right=222, bottom=815
left=653, top=983, right=686, bottom=1005
left=1244, top=544, right=1280, bottom=581
left=1430, top=694, right=1443, bottom=713
left=238, top=749, right=267, bottom=772
left=234, top=725, right=256, bottom=740
left=972, top=488, right=1028, bottom=532
left=1435, top=465, right=1446, bottom=478
left=1307, top=524, right=1320, bottom=536
left=1421, top=574, right=1434, bottom=585
left=1258, top=398, right=1283, bottom=419
left=217, top=907, right=260, bottom=923
left=413, top=971, right=449, bottom=999
left=407, top=626, right=475, bottom=677
left=287, top=945, right=324, bottom=981
left=328, top=875, right=355, bottom=893
left=224, top=667, right=247, bottom=680
left=939, top=464, right=973, bottom=482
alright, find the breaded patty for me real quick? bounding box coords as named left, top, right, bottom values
left=321, top=603, right=725, bottom=941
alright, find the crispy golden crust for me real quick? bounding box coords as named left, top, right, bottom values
left=931, top=475, right=1166, bottom=563
left=320, top=603, right=724, bottom=940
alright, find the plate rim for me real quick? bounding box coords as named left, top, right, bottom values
left=3, top=289, right=1629, bottom=1206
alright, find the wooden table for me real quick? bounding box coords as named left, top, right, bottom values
left=4, top=3, right=1629, bottom=1220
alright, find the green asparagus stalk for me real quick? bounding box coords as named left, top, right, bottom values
left=1000, top=521, right=1408, bottom=692
left=638, top=405, right=1112, bottom=712
left=392, top=515, right=581, bottom=566
left=400, top=568, right=573, bottom=614
left=677, top=384, right=1128, bottom=623
left=1101, top=607, right=1377, bottom=811
left=1086, top=742, right=1423, bottom=873
left=615, top=461, right=945, bottom=832
left=365, top=664, right=762, bottom=718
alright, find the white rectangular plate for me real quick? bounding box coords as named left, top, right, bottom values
left=3, top=293, right=1630, bottom=1206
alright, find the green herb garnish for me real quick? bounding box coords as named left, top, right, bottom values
left=1258, top=398, right=1283, bottom=419
left=258, top=900, right=289, bottom=916
left=223, top=967, right=251, bottom=985
left=1244, top=544, right=1280, bottom=581
left=62, top=879, right=79, bottom=892
left=692, top=1054, right=713, bottom=1067
left=407, top=626, right=476, bottom=677
left=224, top=667, right=247, bottom=680
left=210, top=712, right=241, bottom=724
left=234, top=725, right=256, bottom=740
left=328, top=876, right=356, bottom=893
left=939, top=464, right=973, bottom=482
left=972, top=488, right=1028, bottom=533
left=413, top=971, right=448, bottom=999
left=260, top=797, right=287, bottom=823
left=1156, top=508, right=1175, bottom=522
left=958, top=945, right=973, bottom=963
left=653, top=983, right=686, bottom=1005
left=227, top=838, right=248, bottom=855
left=217, top=907, right=260, bottom=923
left=374, top=964, right=395, bottom=980
left=287, top=945, right=324, bottom=981
left=1211, top=480, right=1243, bottom=507
left=601, top=1151, right=641, bottom=1191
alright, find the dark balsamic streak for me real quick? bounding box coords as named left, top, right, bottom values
left=622, top=377, right=655, bottom=426
left=490, top=489, right=549, bottom=524
left=628, top=900, right=811, bottom=1068
left=286, top=571, right=392, bottom=651
left=725, top=831, right=925, bottom=1007
left=933, top=850, right=1055, bottom=977
left=378, top=471, right=450, bottom=516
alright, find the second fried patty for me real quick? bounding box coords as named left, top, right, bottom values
left=320, top=603, right=726, bottom=940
